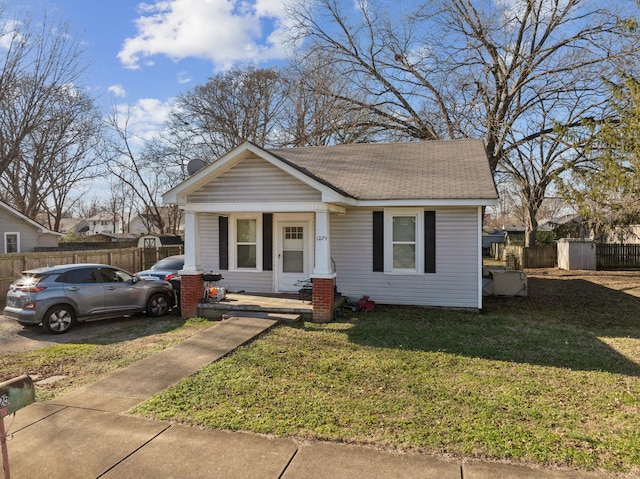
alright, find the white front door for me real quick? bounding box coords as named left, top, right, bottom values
left=277, top=220, right=311, bottom=292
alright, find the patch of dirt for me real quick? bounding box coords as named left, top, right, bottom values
left=0, top=312, right=185, bottom=355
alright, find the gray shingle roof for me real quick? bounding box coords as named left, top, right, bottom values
left=267, top=139, right=497, bottom=201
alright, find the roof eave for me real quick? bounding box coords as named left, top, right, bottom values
left=354, top=198, right=499, bottom=207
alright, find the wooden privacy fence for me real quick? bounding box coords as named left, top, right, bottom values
left=596, top=244, right=640, bottom=269
left=496, top=242, right=640, bottom=270
left=0, top=246, right=182, bottom=304
left=500, top=244, right=557, bottom=269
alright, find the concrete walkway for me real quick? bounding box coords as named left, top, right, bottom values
left=1, top=316, right=629, bottom=479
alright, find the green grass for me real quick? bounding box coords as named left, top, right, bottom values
left=132, top=272, right=640, bottom=473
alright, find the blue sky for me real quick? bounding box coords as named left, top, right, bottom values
left=14, top=0, right=294, bottom=139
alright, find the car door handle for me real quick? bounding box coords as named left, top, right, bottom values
left=105, top=286, right=117, bottom=290
left=67, top=286, right=80, bottom=291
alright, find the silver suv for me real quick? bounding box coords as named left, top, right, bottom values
left=3, top=264, right=175, bottom=334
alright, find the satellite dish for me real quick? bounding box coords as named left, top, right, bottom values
left=186, top=159, right=206, bottom=175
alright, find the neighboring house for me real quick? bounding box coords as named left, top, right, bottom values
left=127, top=207, right=184, bottom=235
left=163, top=140, right=499, bottom=320
left=482, top=228, right=507, bottom=255
left=58, top=218, right=90, bottom=236
left=87, top=212, right=122, bottom=235
left=0, top=201, right=62, bottom=253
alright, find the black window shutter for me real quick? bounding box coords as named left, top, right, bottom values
left=373, top=211, right=384, bottom=272
left=424, top=211, right=436, bottom=273
left=262, top=213, right=273, bottom=271
left=219, top=216, right=228, bottom=270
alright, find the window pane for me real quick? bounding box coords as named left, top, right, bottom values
left=237, top=245, right=256, bottom=268
left=393, top=244, right=416, bottom=269
left=283, top=251, right=304, bottom=273
left=6, top=234, right=18, bottom=253
left=64, top=268, right=99, bottom=284
left=237, top=219, right=256, bottom=242
left=393, top=217, right=415, bottom=242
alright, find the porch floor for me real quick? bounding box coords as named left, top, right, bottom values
left=196, top=292, right=314, bottom=320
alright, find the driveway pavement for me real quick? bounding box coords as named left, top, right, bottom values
left=0, top=312, right=182, bottom=354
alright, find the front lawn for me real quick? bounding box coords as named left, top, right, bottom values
left=132, top=269, right=640, bottom=474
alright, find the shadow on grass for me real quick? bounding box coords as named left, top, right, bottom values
left=12, top=312, right=190, bottom=347
left=344, top=277, right=640, bottom=377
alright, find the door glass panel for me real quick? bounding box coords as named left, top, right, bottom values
left=282, top=226, right=304, bottom=273
left=283, top=251, right=303, bottom=273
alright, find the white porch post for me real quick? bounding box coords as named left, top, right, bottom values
left=313, top=210, right=334, bottom=277
left=181, top=210, right=203, bottom=274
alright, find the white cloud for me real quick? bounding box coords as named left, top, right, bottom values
left=117, top=0, right=290, bottom=70
left=107, top=84, right=127, bottom=97
left=0, top=20, right=22, bottom=50
left=115, top=97, right=175, bottom=147
left=177, top=70, right=192, bottom=84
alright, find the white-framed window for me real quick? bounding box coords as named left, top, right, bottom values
left=229, top=214, right=262, bottom=270
left=4, top=232, right=19, bottom=254
left=384, top=209, right=423, bottom=273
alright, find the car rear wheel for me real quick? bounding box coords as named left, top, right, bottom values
left=147, top=293, right=170, bottom=317
left=42, top=305, right=76, bottom=334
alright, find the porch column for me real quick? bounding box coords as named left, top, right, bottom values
left=180, top=211, right=204, bottom=318
left=311, top=210, right=336, bottom=323
left=313, top=210, right=332, bottom=275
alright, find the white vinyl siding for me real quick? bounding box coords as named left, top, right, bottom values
left=188, top=156, right=321, bottom=204
left=330, top=207, right=480, bottom=309
left=198, top=206, right=481, bottom=308
left=200, top=213, right=273, bottom=293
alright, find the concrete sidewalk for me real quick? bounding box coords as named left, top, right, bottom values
left=1, top=316, right=628, bottom=479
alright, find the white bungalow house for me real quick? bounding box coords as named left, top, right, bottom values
left=163, top=139, right=499, bottom=321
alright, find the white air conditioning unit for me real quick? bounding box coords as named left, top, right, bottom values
left=491, top=270, right=527, bottom=296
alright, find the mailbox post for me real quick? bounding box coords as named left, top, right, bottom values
left=1, top=375, right=35, bottom=479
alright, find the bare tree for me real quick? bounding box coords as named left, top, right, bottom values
left=286, top=0, right=640, bottom=245
left=279, top=52, right=379, bottom=146
left=103, top=107, right=180, bottom=235
left=0, top=85, right=103, bottom=230
left=0, top=7, right=88, bottom=178
left=169, top=65, right=289, bottom=160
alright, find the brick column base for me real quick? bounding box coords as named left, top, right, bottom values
left=180, top=274, right=204, bottom=319
left=312, top=277, right=335, bottom=323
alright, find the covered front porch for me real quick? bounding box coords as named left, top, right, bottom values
left=179, top=204, right=344, bottom=323
left=192, top=291, right=346, bottom=322
left=198, top=292, right=313, bottom=320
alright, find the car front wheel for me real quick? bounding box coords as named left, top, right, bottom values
left=42, top=305, right=76, bottom=334
left=147, top=293, right=170, bottom=317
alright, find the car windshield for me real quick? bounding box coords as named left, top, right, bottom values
left=151, top=257, right=183, bottom=270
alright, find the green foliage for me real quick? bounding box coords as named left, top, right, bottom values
left=560, top=74, right=640, bottom=234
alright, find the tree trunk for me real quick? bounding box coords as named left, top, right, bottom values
left=524, top=207, right=538, bottom=248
